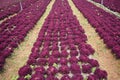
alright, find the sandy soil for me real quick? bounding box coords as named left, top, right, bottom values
left=68, top=0, right=120, bottom=80
left=0, top=0, right=120, bottom=80
left=0, top=0, right=55, bottom=80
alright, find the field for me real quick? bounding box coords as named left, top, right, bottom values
left=0, top=0, right=120, bottom=80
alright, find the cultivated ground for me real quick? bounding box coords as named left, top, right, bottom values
left=0, top=0, right=120, bottom=80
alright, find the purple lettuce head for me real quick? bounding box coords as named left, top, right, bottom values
left=61, top=50, right=69, bottom=57
left=61, top=75, right=71, bottom=80
left=70, top=50, right=78, bottom=56
left=36, top=58, right=47, bottom=65
left=103, top=36, right=112, bottom=43
left=69, top=44, right=76, bottom=50
left=74, top=38, right=83, bottom=44
left=87, top=75, right=97, bottom=80
left=94, top=68, right=107, bottom=79
left=60, top=57, right=68, bottom=65
left=69, top=56, right=78, bottom=63
left=100, top=32, right=108, bottom=39
left=59, top=65, right=69, bottom=74
left=61, top=45, right=67, bottom=51
left=80, top=48, right=91, bottom=56
left=116, top=52, right=120, bottom=58
left=39, top=50, right=49, bottom=58
left=2, top=50, right=11, bottom=58
left=48, top=56, right=58, bottom=66
left=0, top=45, right=4, bottom=50
left=85, top=44, right=95, bottom=54
left=47, top=66, right=58, bottom=75
left=31, top=47, right=39, bottom=53
left=27, top=58, right=36, bottom=65
left=2, top=46, right=13, bottom=57
left=70, top=63, right=81, bottom=74
left=95, top=28, right=103, bottom=33
left=78, top=42, right=86, bottom=49
left=88, top=59, right=99, bottom=67
left=112, top=45, right=120, bottom=53
left=52, top=45, right=59, bottom=51
left=106, top=40, right=117, bottom=48
left=71, top=74, right=83, bottom=80
left=33, top=41, right=42, bottom=47
left=46, top=75, right=58, bottom=80
left=82, top=64, right=92, bottom=73
left=112, top=45, right=120, bottom=58
left=52, top=51, right=60, bottom=58
left=79, top=55, right=88, bottom=63
left=30, top=74, right=44, bottom=80
left=0, top=64, right=4, bottom=71
left=10, top=41, right=18, bottom=48
left=18, top=65, right=32, bottom=77
left=0, top=56, right=5, bottom=64
left=34, top=66, right=45, bottom=74
left=29, top=52, right=39, bottom=59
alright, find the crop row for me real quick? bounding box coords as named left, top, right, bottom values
left=0, top=0, right=38, bottom=20
left=17, top=0, right=107, bottom=80
left=73, top=0, right=120, bottom=58
left=0, top=0, right=20, bottom=9
left=0, top=0, right=50, bottom=70
left=92, top=0, right=120, bottom=13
